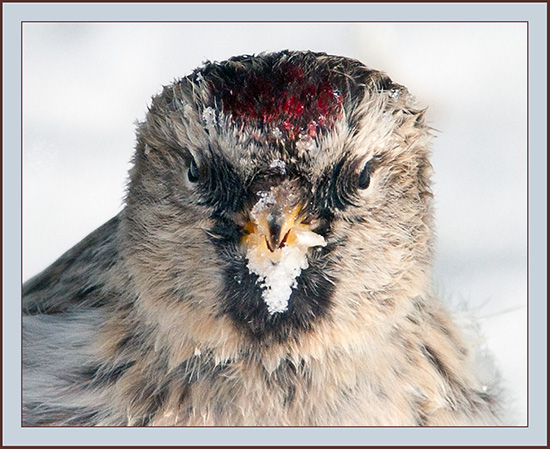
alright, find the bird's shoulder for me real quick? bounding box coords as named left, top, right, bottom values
left=23, top=214, right=122, bottom=315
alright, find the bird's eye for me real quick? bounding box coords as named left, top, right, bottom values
left=358, top=161, right=371, bottom=190
left=188, top=157, right=199, bottom=183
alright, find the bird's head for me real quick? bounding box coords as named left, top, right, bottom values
left=122, top=51, right=434, bottom=351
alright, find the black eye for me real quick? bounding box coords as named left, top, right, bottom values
left=188, top=157, right=199, bottom=183
left=358, top=161, right=371, bottom=190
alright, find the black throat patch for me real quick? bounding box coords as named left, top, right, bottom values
left=208, top=217, right=336, bottom=345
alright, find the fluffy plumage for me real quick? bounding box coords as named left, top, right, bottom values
left=23, top=50, right=504, bottom=426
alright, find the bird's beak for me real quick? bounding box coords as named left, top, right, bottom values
left=242, top=183, right=326, bottom=262
left=245, top=203, right=302, bottom=253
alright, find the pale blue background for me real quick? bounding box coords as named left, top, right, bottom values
left=4, top=1, right=547, bottom=446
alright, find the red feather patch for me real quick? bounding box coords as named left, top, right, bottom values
left=213, top=62, right=343, bottom=141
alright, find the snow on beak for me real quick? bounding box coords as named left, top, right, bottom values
left=241, top=180, right=327, bottom=315
left=243, top=183, right=326, bottom=262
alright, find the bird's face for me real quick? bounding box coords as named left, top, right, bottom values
left=123, top=52, right=434, bottom=350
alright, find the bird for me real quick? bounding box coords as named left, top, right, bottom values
left=23, top=50, right=505, bottom=426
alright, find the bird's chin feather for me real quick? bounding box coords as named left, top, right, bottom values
left=216, top=238, right=336, bottom=345
left=203, top=203, right=336, bottom=344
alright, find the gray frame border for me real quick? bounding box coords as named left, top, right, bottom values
left=3, top=2, right=547, bottom=446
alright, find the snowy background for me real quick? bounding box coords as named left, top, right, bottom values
left=22, top=22, right=527, bottom=424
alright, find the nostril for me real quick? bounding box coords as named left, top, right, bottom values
left=299, top=210, right=317, bottom=226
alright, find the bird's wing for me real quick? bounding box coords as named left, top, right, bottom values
left=23, top=214, right=121, bottom=315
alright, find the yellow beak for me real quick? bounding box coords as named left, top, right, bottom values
left=244, top=202, right=303, bottom=254
left=242, top=181, right=327, bottom=264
